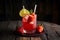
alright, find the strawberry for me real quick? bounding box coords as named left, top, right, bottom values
left=31, top=12, right=35, bottom=16
left=17, top=27, right=26, bottom=34
left=37, top=25, right=44, bottom=33
left=28, top=15, right=34, bottom=23
left=17, top=27, right=21, bottom=32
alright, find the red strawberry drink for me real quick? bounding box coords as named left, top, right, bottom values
left=18, top=4, right=43, bottom=34
left=22, top=13, right=37, bottom=33
left=19, top=5, right=37, bottom=34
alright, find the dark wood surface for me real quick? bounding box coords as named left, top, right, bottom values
left=0, top=21, right=60, bottom=40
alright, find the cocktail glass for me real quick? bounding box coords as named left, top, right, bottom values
left=22, top=13, right=37, bottom=33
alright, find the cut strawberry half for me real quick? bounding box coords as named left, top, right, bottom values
left=28, top=15, right=34, bottom=23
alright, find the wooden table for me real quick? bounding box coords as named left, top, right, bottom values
left=0, top=21, right=60, bottom=40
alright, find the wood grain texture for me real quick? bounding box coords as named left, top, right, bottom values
left=16, top=37, right=30, bottom=40
left=0, top=21, right=60, bottom=40
left=42, top=21, right=60, bottom=40
left=31, top=37, right=42, bottom=40
left=8, top=21, right=18, bottom=31
left=0, top=21, right=9, bottom=31
left=0, top=34, right=15, bottom=40
left=51, top=23, right=60, bottom=40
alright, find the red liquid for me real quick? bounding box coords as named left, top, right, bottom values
left=22, top=13, right=37, bottom=33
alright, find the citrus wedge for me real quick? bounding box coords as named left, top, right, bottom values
left=19, top=8, right=30, bottom=17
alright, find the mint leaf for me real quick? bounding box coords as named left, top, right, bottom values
left=30, top=9, right=33, bottom=14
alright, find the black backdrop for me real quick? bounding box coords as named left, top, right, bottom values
left=0, top=0, right=60, bottom=24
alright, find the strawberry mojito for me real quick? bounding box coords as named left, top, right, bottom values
left=19, top=5, right=37, bottom=33
left=22, top=13, right=37, bottom=33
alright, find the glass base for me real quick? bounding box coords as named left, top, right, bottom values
left=24, top=29, right=36, bottom=34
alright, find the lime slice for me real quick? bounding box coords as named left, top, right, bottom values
left=19, top=8, right=30, bottom=17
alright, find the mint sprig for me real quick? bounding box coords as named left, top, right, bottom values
left=29, top=9, right=33, bottom=14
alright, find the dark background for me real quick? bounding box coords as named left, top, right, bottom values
left=0, top=0, right=60, bottom=25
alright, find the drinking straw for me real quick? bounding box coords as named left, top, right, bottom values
left=34, top=4, right=37, bottom=13
left=23, top=5, right=25, bottom=9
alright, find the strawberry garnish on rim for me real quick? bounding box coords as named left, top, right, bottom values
left=28, top=14, right=34, bottom=23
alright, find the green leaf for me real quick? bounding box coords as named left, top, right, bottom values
left=29, top=9, right=33, bottom=14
